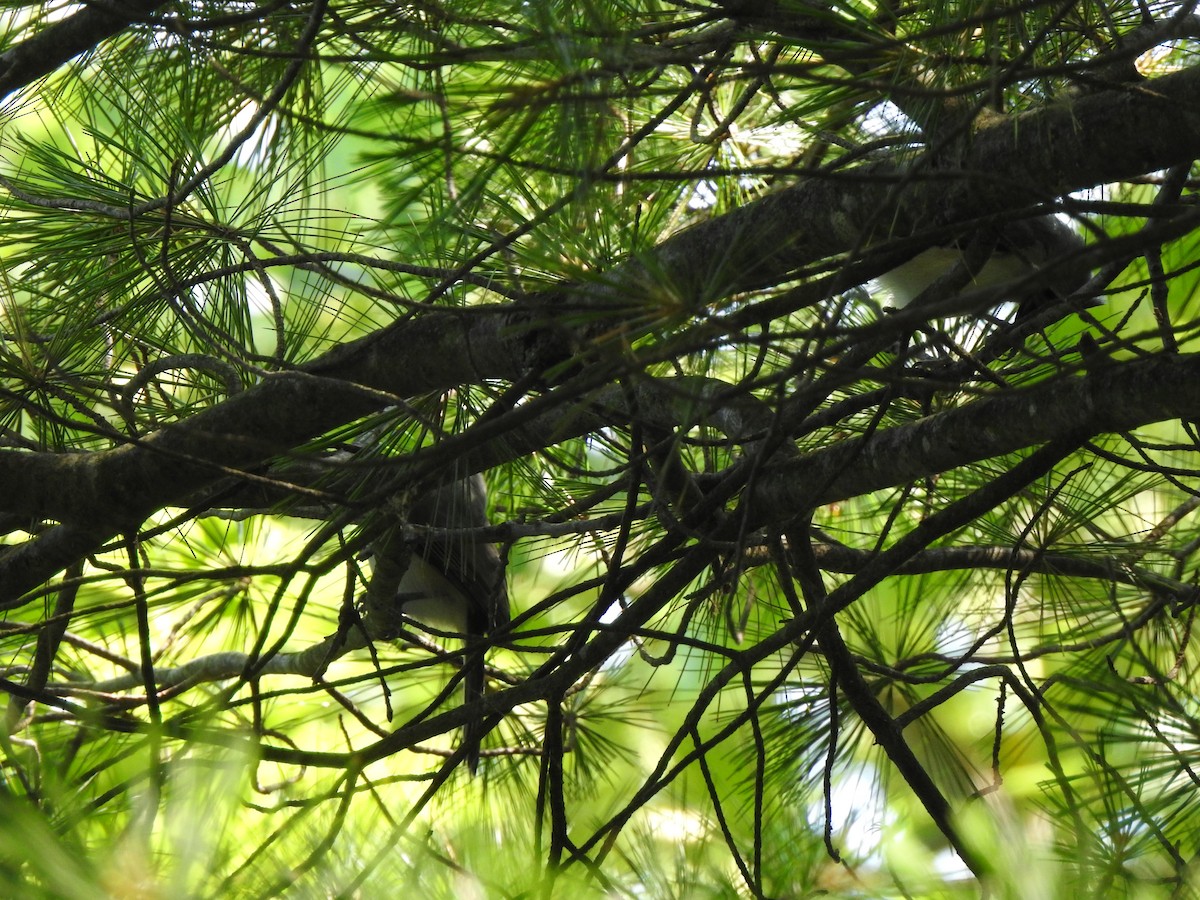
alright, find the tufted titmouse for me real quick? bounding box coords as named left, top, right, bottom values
left=369, top=474, right=508, bottom=773
left=876, top=215, right=1087, bottom=316
left=401, top=475, right=509, bottom=637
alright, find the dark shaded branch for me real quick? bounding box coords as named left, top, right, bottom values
left=0, top=1, right=169, bottom=102
left=758, top=353, right=1200, bottom=520
left=810, top=542, right=1199, bottom=606
left=624, top=63, right=1200, bottom=306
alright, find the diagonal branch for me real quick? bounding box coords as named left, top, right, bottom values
left=0, top=1, right=169, bottom=102
left=757, top=353, right=1200, bottom=519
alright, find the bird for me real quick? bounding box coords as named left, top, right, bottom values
left=875, top=214, right=1088, bottom=318
left=369, top=474, right=509, bottom=774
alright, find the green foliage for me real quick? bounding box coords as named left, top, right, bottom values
left=0, top=0, right=1199, bottom=896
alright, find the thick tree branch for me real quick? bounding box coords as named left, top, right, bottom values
left=632, top=62, right=1200, bottom=306
left=0, top=1, right=169, bottom=102
left=757, top=353, right=1200, bottom=519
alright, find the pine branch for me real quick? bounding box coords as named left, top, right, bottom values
left=0, top=1, right=169, bottom=101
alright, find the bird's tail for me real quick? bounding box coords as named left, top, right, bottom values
left=462, top=646, right=486, bottom=774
